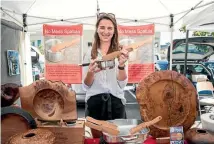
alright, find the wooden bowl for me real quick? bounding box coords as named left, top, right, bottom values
left=1, top=83, right=22, bottom=107
left=136, top=70, right=198, bottom=138
left=33, top=88, right=64, bottom=120
left=185, top=128, right=214, bottom=144
left=6, top=128, right=55, bottom=144
left=1, top=106, right=37, bottom=144
left=19, top=80, right=77, bottom=121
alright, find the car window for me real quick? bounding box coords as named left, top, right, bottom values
left=207, top=63, right=214, bottom=70
left=172, top=43, right=213, bottom=55
left=194, top=65, right=204, bottom=73
left=187, top=65, right=209, bottom=75
left=172, top=64, right=209, bottom=76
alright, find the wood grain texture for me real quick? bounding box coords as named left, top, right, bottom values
left=1, top=106, right=37, bottom=144
left=185, top=128, right=214, bottom=144
left=6, top=128, right=55, bottom=144
left=1, top=83, right=22, bottom=107
left=19, top=80, right=77, bottom=121
left=136, top=70, right=198, bottom=138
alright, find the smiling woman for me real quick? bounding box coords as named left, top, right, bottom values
left=82, top=13, right=129, bottom=126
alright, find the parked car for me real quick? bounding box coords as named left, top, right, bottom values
left=31, top=46, right=45, bottom=81
left=167, top=36, right=214, bottom=61
left=170, top=42, right=214, bottom=85
left=172, top=62, right=214, bottom=86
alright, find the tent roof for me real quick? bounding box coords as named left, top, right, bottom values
left=183, top=3, right=214, bottom=32
left=1, top=0, right=214, bottom=33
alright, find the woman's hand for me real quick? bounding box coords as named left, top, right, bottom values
left=88, top=59, right=101, bottom=73
left=118, top=47, right=129, bottom=67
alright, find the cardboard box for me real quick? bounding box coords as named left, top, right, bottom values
left=38, top=120, right=85, bottom=144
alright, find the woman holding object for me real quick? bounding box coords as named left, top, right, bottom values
left=83, top=13, right=129, bottom=121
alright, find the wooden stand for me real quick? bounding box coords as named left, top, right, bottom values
left=36, top=119, right=85, bottom=144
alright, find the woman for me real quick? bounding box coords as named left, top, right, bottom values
left=83, top=13, right=129, bottom=121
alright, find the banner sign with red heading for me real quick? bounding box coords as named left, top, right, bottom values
left=43, top=24, right=83, bottom=84
left=118, top=24, right=155, bottom=83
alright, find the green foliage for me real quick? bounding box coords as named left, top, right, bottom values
left=179, top=25, right=186, bottom=33
left=38, top=45, right=44, bottom=55
left=179, top=25, right=214, bottom=37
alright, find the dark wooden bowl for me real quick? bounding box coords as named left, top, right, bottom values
left=185, top=128, right=214, bottom=144
left=1, top=83, right=22, bottom=107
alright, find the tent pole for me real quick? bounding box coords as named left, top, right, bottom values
left=1, top=8, right=23, bottom=26
left=184, top=30, right=189, bottom=76
left=27, top=15, right=95, bottom=21
left=28, top=20, right=61, bottom=26
left=117, top=15, right=170, bottom=21
left=28, top=19, right=95, bottom=26
left=96, top=0, right=100, bottom=19
left=0, top=7, right=22, bottom=15
left=174, top=0, right=214, bottom=16
left=118, top=19, right=169, bottom=26
left=174, top=0, right=203, bottom=24
left=65, top=20, right=95, bottom=26
left=169, top=14, right=174, bottom=70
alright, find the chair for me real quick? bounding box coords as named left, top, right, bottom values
left=196, top=81, right=214, bottom=116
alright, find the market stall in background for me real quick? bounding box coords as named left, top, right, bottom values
left=1, top=0, right=214, bottom=144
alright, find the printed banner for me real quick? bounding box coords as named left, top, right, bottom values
left=118, top=24, right=155, bottom=83
left=43, top=24, right=83, bottom=84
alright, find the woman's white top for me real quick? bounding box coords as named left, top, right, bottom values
left=82, top=47, right=128, bottom=105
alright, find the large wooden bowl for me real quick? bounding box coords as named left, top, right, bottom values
left=136, top=70, right=198, bottom=138
left=6, top=128, right=55, bottom=144
left=19, top=80, right=77, bottom=121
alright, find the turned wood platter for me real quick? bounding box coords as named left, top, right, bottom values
left=136, top=70, right=198, bottom=138
left=19, top=80, right=77, bottom=121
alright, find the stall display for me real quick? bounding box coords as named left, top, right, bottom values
left=85, top=116, right=162, bottom=143
left=1, top=106, right=37, bottom=144
left=37, top=119, right=85, bottom=144
left=5, top=128, right=55, bottom=144
left=136, top=70, right=198, bottom=138
left=19, top=79, right=85, bottom=144
left=2, top=71, right=212, bottom=144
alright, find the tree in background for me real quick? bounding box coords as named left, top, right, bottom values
left=179, top=25, right=214, bottom=37
left=38, top=45, right=44, bottom=55
left=31, top=40, right=44, bottom=55
left=192, top=31, right=214, bottom=36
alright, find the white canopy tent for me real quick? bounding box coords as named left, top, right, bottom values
left=184, top=3, right=214, bottom=32
left=1, top=0, right=214, bottom=85
left=182, top=3, right=214, bottom=75
left=1, top=0, right=214, bottom=32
